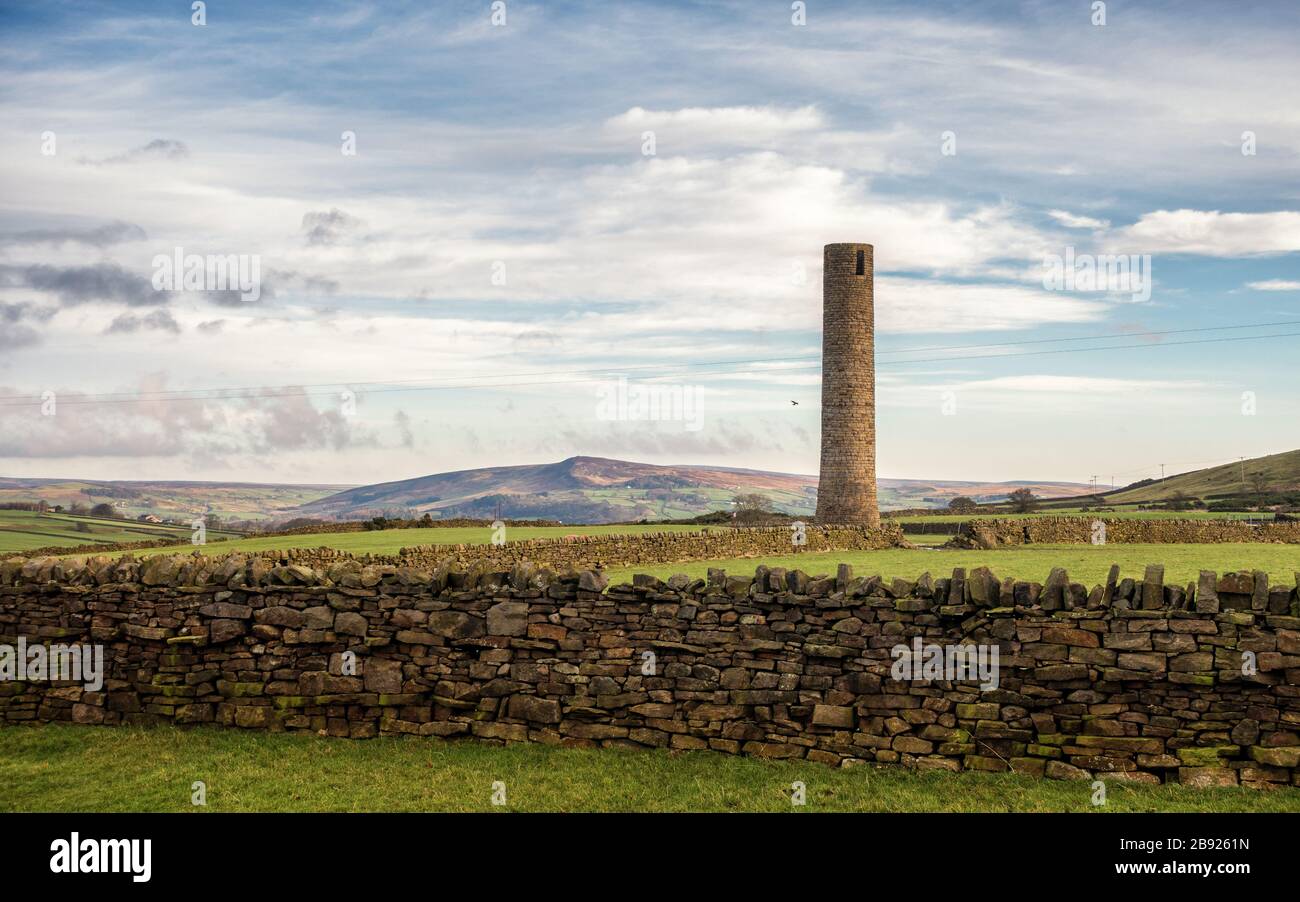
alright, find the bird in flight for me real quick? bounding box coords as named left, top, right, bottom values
left=790, top=400, right=799, bottom=406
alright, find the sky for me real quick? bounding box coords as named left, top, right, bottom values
left=0, top=0, right=1298, bottom=488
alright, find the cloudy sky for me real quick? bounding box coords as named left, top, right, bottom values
left=1, top=0, right=1298, bottom=487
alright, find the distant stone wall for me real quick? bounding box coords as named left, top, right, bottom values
left=7, top=517, right=561, bottom=559
left=15, top=524, right=903, bottom=569
left=261, top=517, right=564, bottom=538
left=391, top=525, right=903, bottom=570
left=961, top=516, right=1300, bottom=546
left=10, top=535, right=222, bottom=560
left=182, top=525, right=900, bottom=572
left=2, top=552, right=1298, bottom=789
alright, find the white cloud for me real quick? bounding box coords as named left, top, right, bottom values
left=876, top=278, right=1105, bottom=334
left=1246, top=279, right=1300, bottom=291
left=5, top=3, right=1300, bottom=483
left=603, top=106, right=824, bottom=147
left=0, top=379, right=373, bottom=462
left=0, top=145, right=1068, bottom=316
left=1048, top=210, right=1110, bottom=230
left=944, top=375, right=1211, bottom=394
left=1112, top=210, right=1300, bottom=256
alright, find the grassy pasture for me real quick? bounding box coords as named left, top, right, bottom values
left=600, top=543, right=1300, bottom=588
left=890, top=508, right=1273, bottom=523
left=108, top=522, right=727, bottom=558
left=1105, top=449, right=1300, bottom=504
left=0, top=510, right=241, bottom=555
left=2, top=724, right=1294, bottom=813
left=38, top=520, right=1295, bottom=590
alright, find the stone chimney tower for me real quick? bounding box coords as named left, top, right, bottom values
left=815, top=243, right=879, bottom=527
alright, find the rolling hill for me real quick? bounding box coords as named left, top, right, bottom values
left=0, top=479, right=349, bottom=524
left=1104, top=449, right=1300, bottom=504
left=290, top=456, right=1093, bottom=523
left=0, top=509, right=244, bottom=555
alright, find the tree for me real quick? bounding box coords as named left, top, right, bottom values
left=1248, top=472, right=1271, bottom=503
left=90, top=503, right=118, bottom=518
left=732, top=493, right=771, bottom=513
left=947, top=496, right=978, bottom=513
left=731, top=493, right=773, bottom=525
left=1007, top=488, right=1037, bottom=513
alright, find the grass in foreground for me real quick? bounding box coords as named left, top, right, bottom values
left=51, top=530, right=1298, bottom=591
left=61, top=526, right=1299, bottom=592
left=1, top=724, right=1296, bottom=813
left=603, top=543, right=1300, bottom=588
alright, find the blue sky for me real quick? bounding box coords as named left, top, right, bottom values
left=1, top=0, right=1298, bottom=486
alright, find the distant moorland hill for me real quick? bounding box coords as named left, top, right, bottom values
left=0, top=456, right=1101, bottom=527
left=289, top=455, right=1093, bottom=523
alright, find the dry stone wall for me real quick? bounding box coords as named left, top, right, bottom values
left=173, top=525, right=902, bottom=573
left=391, top=525, right=902, bottom=570
left=3, top=552, right=1299, bottom=789
left=14, top=525, right=903, bottom=570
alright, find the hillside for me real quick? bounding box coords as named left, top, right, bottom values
left=0, top=459, right=1095, bottom=528
left=0, top=479, right=349, bottom=523
left=292, top=456, right=1092, bottom=523
left=1105, top=449, right=1300, bottom=504
left=0, top=509, right=243, bottom=555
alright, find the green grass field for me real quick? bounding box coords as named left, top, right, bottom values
left=109, top=523, right=726, bottom=558
left=0, top=510, right=242, bottom=555
left=891, top=508, right=1272, bottom=523
left=602, top=543, right=1300, bottom=587
left=40, top=520, right=1295, bottom=590
left=2, top=724, right=1294, bottom=813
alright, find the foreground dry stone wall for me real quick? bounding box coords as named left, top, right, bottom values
left=2, top=552, right=1299, bottom=789
left=961, top=516, right=1300, bottom=546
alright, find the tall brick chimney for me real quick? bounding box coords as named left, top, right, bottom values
left=815, top=243, right=879, bottom=527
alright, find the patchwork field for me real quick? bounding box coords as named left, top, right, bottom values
left=0, top=479, right=345, bottom=524
left=0, top=510, right=242, bottom=555
left=2, top=724, right=1294, bottom=813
